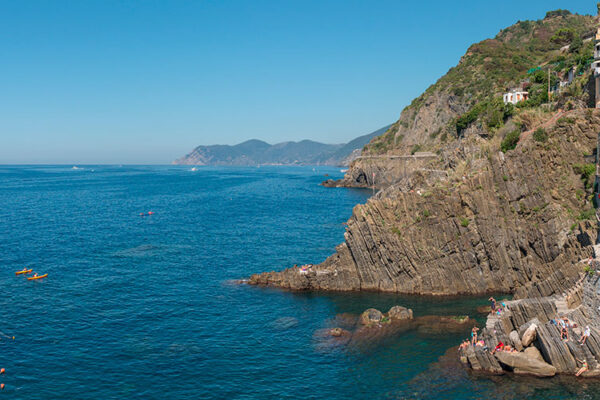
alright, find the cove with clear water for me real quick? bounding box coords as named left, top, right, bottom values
left=1, top=165, right=600, bottom=399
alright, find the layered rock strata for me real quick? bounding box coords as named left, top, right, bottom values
left=250, top=112, right=600, bottom=295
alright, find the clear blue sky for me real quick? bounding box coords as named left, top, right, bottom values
left=0, top=1, right=596, bottom=164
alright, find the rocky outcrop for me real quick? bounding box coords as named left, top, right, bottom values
left=359, top=308, right=384, bottom=325
left=459, top=274, right=600, bottom=377
left=388, top=305, right=413, bottom=321
left=322, top=154, right=440, bottom=189
left=250, top=111, right=600, bottom=295
left=495, top=351, right=557, bottom=377
left=316, top=306, right=473, bottom=349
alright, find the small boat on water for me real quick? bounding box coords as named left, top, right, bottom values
left=191, top=167, right=197, bottom=171
left=340, top=169, right=348, bottom=173
left=15, top=269, right=32, bottom=275
left=27, top=274, right=47, bottom=281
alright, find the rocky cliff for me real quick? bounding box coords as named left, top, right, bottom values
left=327, top=11, right=596, bottom=188
left=249, top=11, right=600, bottom=297
left=250, top=110, right=600, bottom=295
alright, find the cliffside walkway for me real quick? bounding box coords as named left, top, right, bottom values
left=520, top=110, right=565, bottom=140
left=356, top=152, right=437, bottom=160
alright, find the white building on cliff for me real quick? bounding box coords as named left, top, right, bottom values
left=503, top=90, right=529, bottom=105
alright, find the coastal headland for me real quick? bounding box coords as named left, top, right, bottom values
left=248, top=9, right=600, bottom=378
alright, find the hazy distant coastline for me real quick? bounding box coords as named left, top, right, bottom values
left=173, top=125, right=390, bottom=167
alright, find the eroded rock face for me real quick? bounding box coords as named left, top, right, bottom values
left=249, top=111, right=600, bottom=296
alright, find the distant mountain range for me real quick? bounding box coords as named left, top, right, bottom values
left=173, top=125, right=391, bottom=166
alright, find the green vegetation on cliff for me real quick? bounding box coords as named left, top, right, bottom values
left=363, top=10, right=596, bottom=155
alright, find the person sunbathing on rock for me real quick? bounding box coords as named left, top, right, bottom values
left=491, top=341, right=504, bottom=354
left=576, top=358, right=589, bottom=377
left=579, top=326, right=591, bottom=345
left=471, top=327, right=479, bottom=345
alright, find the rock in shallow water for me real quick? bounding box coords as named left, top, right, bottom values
left=388, top=306, right=413, bottom=321
left=359, top=308, right=384, bottom=325
left=495, top=351, right=556, bottom=377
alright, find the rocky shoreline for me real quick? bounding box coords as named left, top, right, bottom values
left=459, top=272, right=600, bottom=377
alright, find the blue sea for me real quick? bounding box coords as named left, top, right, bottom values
left=1, top=165, right=599, bottom=399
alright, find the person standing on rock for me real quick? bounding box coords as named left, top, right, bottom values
left=488, top=297, right=496, bottom=312
left=579, top=326, right=591, bottom=345
left=560, top=319, right=569, bottom=341
left=471, top=326, right=479, bottom=345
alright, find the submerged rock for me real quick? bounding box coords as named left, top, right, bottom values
left=328, top=327, right=350, bottom=338
left=414, top=315, right=474, bottom=335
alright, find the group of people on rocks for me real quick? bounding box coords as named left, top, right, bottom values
left=488, top=297, right=507, bottom=316
left=551, top=315, right=591, bottom=345
left=295, top=264, right=313, bottom=273
left=458, top=327, right=486, bottom=351
left=459, top=296, right=597, bottom=377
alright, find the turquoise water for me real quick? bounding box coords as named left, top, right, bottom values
left=0, top=165, right=598, bottom=399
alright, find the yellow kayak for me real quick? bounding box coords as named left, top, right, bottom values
left=15, top=269, right=32, bottom=275
left=27, top=274, right=47, bottom=281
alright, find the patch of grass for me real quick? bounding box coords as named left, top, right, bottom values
left=391, top=227, right=402, bottom=237
left=533, top=127, right=548, bottom=142
left=501, top=129, right=521, bottom=152
left=423, top=210, right=431, bottom=218
left=577, top=208, right=596, bottom=221
left=502, top=175, right=509, bottom=182
left=573, top=163, right=596, bottom=190
left=557, top=117, right=575, bottom=124
left=460, top=217, right=470, bottom=227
